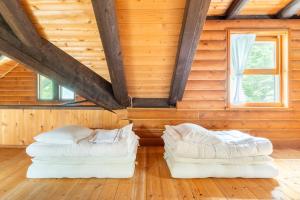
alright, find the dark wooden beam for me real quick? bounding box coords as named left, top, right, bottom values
left=0, top=0, right=42, bottom=48
left=132, top=98, right=171, bottom=108
left=225, top=0, right=250, bottom=19
left=0, top=17, right=122, bottom=110
left=91, top=0, right=129, bottom=107
left=169, top=0, right=211, bottom=105
left=277, top=0, right=300, bottom=19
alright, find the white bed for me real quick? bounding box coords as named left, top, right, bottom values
left=26, top=125, right=139, bottom=179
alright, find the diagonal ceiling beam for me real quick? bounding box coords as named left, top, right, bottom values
left=0, top=0, right=42, bottom=48
left=225, top=0, right=250, bottom=19
left=0, top=1, right=122, bottom=110
left=0, top=20, right=122, bottom=110
left=91, top=0, right=130, bottom=107
left=277, top=0, right=300, bottom=19
left=169, top=0, right=211, bottom=105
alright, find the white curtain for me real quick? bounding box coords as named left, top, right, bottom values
left=230, top=34, right=256, bottom=104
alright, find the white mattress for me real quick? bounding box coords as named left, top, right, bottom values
left=27, top=162, right=135, bottom=178
left=26, top=135, right=139, bottom=158
left=162, top=131, right=272, bottom=159
left=165, top=156, right=278, bottom=178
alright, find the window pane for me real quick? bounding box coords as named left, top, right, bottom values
left=246, top=41, right=276, bottom=69
left=39, top=75, right=54, bottom=100
left=242, top=75, right=280, bottom=103
left=60, top=86, right=75, bottom=100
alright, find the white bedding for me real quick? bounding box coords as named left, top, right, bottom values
left=27, top=162, right=136, bottom=178
left=26, top=134, right=139, bottom=158
left=162, top=130, right=272, bottom=159
left=32, top=145, right=138, bottom=165
left=164, top=147, right=273, bottom=165
left=165, top=157, right=278, bottom=178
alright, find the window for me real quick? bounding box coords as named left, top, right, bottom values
left=37, top=74, right=75, bottom=101
left=229, top=30, right=288, bottom=108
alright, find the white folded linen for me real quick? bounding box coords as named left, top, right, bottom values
left=164, top=146, right=273, bottom=165
left=89, top=129, right=120, bottom=144
left=89, top=124, right=134, bottom=144
left=165, top=156, right=278, bottom=178
left=26, top=134, right=139, bottom=158
left=162, top=131, right=272, bottom=159
left=27, top=162, right=135, bottom=178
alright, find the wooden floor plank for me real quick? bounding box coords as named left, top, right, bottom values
left=0, top=147, right=300, bottom=199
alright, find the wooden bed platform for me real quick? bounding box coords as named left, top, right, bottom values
left=0, top=147, right=299, bottom=200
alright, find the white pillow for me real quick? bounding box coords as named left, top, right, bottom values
left=89, top=129, right=119, bottom=144
left=34, top=125, right=93, bottom=144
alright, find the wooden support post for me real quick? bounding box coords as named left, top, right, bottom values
left=169, top=0, right=211, bottom=105
left=92, top=0, right=130, bottom=107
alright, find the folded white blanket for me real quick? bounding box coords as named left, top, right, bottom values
left=162, top=131, right=272, bottom=159
left=26, top=134, right=139, bottom=158
left=165, top=156, right=278, bottom=178
left=32, top=145, right=138, bottom=165
left=164, top=146, right=273, bottom=165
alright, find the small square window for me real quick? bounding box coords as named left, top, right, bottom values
left=59, top=86, right=75, bottom=101
left=38, top=75, right=55, bottom=100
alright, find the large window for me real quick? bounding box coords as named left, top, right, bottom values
left=37, top=74, right=75, bottom=101
left=229, top=30, right=288, bottom=107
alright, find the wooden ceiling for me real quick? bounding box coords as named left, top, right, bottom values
left=4, top=0, right=300, bottom=99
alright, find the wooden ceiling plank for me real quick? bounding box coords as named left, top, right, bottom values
left=91, top=0, right=129, bottom=107
left=225, top=0, right=251, bottom=19
left=169, top=0, right=211, bottom=105
left=0, top=0, right=42, bottom=48
left=277, top=0, right=300, bottom=19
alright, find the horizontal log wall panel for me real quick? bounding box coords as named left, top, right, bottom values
left=128, top=19, right=300, bottom=148
left=0, top=63, right=37, bottom=104
left=0, top=109, right=128, bottom=145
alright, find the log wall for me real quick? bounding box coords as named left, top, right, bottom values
left=1, top=20, right=300, bottom=148
left=129, top=20, right=300, bottom=148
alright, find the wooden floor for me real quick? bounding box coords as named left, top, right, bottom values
left=0, top=147, right=300, bottom=200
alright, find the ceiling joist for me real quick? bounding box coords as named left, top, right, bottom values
left=92, top=0, right=130, bottom=107
left=169, top=0, right=211, bottom=105
left=277, top=0, right=300, bottom=19
left=0, top=0, right=122, bottom=110
left=225, top=0, right=250, bottom=19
